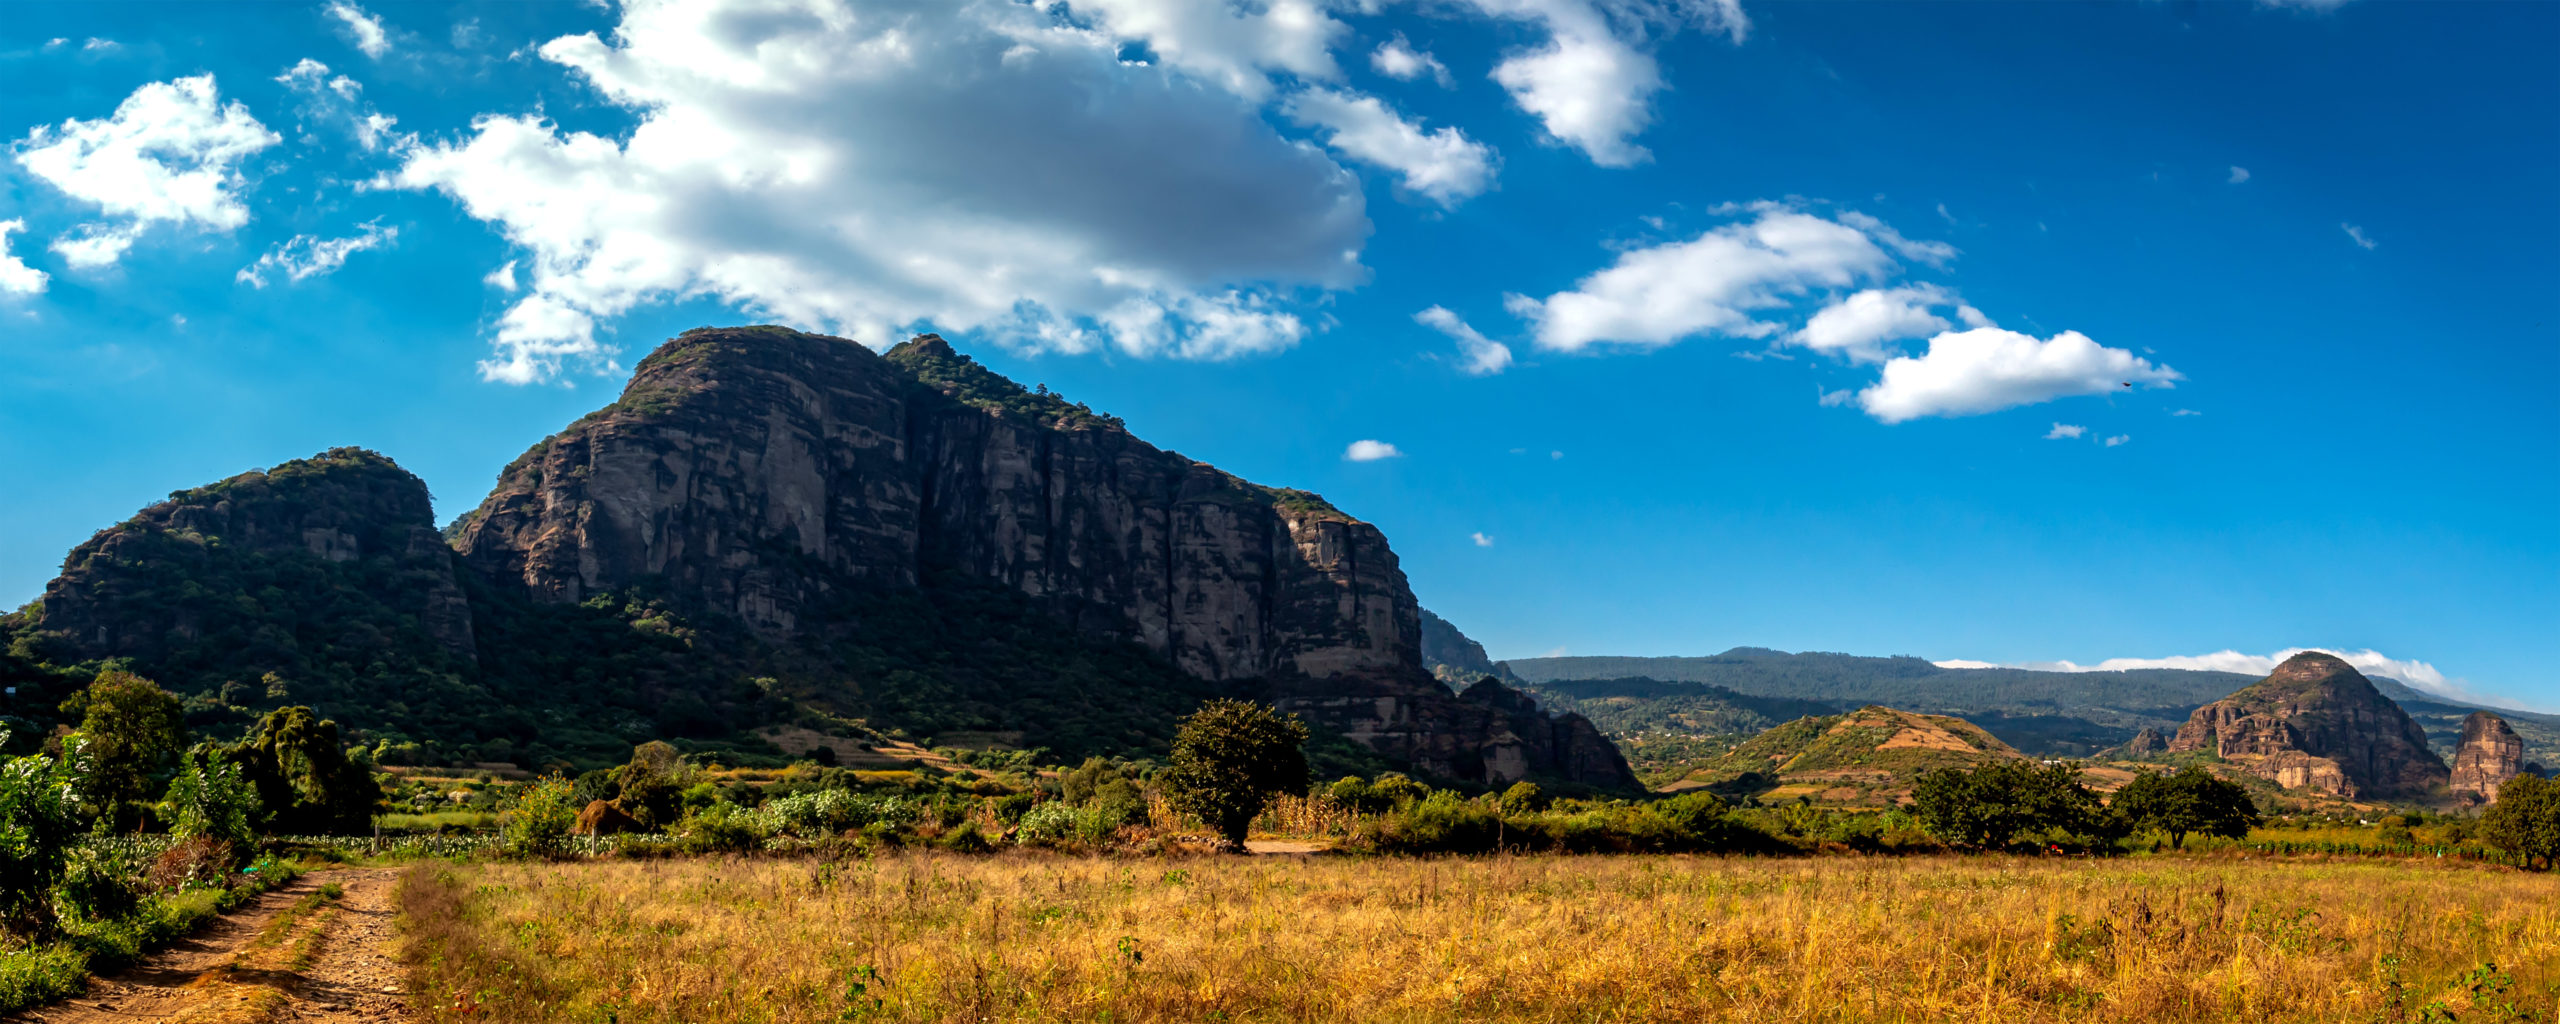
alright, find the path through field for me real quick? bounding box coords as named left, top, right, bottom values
left=11, top=868, right=409, bottom=1024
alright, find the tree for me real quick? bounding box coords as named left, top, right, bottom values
left=616, top=741, right=693, bottom=830
left=502, top=776, right=581, bottom=857
left=1913, top=761, right=2119, bottom=852
left=2110, top=768, right=2261, bottom=850
left=163, top=749, right=259, bottom=851
left=227, top=707, right=381, bottom=835
left=0, top=741, right=87, bottom=935
left=58, top=670, right=187, bottom=826
left=1162, top=700, right=1308, bottom=851
left=2481, top=774, right=2560, bottom=872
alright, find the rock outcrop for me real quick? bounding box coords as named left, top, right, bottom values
left=454, top=328, right=1409, bottom=684
left=2166, top=652, right=2446, bottom=798
left=450, top=326, right=1633, bottom=787
left=2121, top=726, right=2166, bottom=757
left=37, top=447, right=477, bottom=669
left=2450, top=711, right=2525, bottom=804
left=1419, top=608, right=1499, bottom=685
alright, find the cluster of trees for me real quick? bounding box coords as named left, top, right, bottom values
left=1912, top=762, right=2259, bottom=852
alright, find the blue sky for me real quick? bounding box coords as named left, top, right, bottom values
left=2, top=0, right=2553, bottom=706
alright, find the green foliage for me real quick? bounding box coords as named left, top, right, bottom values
left=59, top=671, right=187, bottom=824
left=1163, top=700, right=1309, bottom=850
left=501, top=777, right=581, bottom=857
left=615, top=742, right=693, bottom=830
left=674, top=802, right=766, bottom=855
left=2480, top=774, right=2559, bottom=871
left=0, top=743, right=88, bottom=936
left=1014, top=802, right=1080, bottom=846
left=1326, top=773, right=1429, bottom=815
left=161, top=751, right=258, bottom=851
left=885, top=335, right=1127, bottom=430
left=1911, top=761, right=2123, bottom=853
left=1498, top=781, right=1546, bottom=815
left=224, top=706, right=380, bottom=834
left=2111, top=768, right=2261, bottom=850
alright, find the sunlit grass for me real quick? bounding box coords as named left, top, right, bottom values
left=398, top=852, right=2560, bottom=1023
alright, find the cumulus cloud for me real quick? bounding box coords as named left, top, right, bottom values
left=2228, top=165, right=2250, bottom=184
left=1415, top=305, right=1512, bottom=376
left=393, top=0, right=1370, bottom=383
left=1948, top=648, right=2458, bottom=699
left=1851, top=327, right=2181, bottom=423
left=0, top=220, right=48, bottom=295
left=276, top=58, right=402, bottom=152
left=236, top=220, right=397, bottom=288
left=2044, top=422, right=2085, bottom=440
left=1506, top=203, right=1906, bottom=351
left=1464, top=0, right=1747, bottom=167
left=2172, top=408, right=2201, bottom=416
left=1471, top=531, right=1494, bottom=547
left=2342, top=222, right=2378, bottom=250
left=483, top=259, right=518, bottom=292
left=1793, top=284, right=1963, bottom=364
left=2103, top=433, right=2129, bottom=447
left=1370, top=35, right=1451, bottom=86
left=13, top=75, right=279, bottom=267
left=1058, top=0, right=1345, bottom=101
left=1345, top=439, right=1403, bottom=461
left=326, top=1, right=391, bottom=58
left=1283, top=88, right=1495, bottom=205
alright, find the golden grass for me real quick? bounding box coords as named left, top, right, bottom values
left=395, top=852, right=2560, bottom=1023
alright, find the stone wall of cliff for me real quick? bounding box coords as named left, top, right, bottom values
left=2450, top=711, right=2525, bottom=804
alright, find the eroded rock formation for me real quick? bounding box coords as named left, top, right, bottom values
left=2450, top=711, right=2525, bottom=804
left=2166, top=652, right=2446, bottom=798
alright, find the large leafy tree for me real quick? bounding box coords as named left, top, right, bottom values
left=1913, top=760, right=2121, bottom=852
left=226, top=707, right=381, bottom=835
left=2110, top=768, right=2261, bottom=850
left=615, top=741, right=694, bottom=830
left=2482, top=774, right=2559, bottom=872
left=58, top=670, right=187, bottom=826
left=1163, top=699, right=1308, bottom=852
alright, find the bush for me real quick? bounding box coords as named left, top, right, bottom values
left=1371, top=792, right=1504, bottom=853
left=0, top=745, right=89, bottom=935
left=56, top=844, right=144, bottom=922
left=162, top=752, right=258, bottom=852
left=501, top=777, right=581, bottom=857
left=674, top=802, right=767, bottom=855
left=1498, top=781, right=1547, bottom=816
left=1015, top=803, right=1079, bottom=846
left=937, top=821, right=994, bottom=853
left=147, top=837, right=236, bottom=892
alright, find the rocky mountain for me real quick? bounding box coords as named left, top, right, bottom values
left=2165, top=652, right=2447, bottom=799
left=2450, top=711, right=2525, bottom=804
left=11, top=327, right=1634, bottom=789
left=1418, top=609, right=1498, bottom=686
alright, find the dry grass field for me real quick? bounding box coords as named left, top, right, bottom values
left=394, top=852, right=2559, bottom=1023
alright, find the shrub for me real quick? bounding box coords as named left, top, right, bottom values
left=0, top=745, right=89, bottom=935
left=148, top=837, right=236, bottom=891
left=1371, top=792, right=1503, bottom=853
left=56, top=843, right=144, bottom=922
left=674, top=802, right=767, bottom=855
left=162, top=752, right=258, bottom=852
left=1016, top=803, right=1079, bottom=846
left=937, top=821, right=993, bottom=853
left=1499, top=782, right=1547, bottom=816
left=501, top=777, right=581, bottom=857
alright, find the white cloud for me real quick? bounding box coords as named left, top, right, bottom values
left=1932, top=659, right=2000, bottom=670
left=2342, top=222, right=2378, bottom=250
left=277, top=58, right=403, bottom=152
left=1056, top=0, right=1345, bottom=101
left=2172, top=408, right=2201, bottom=417
left=1507, top=203, right=1905, bottom=351
left=14, top=75, right=279, bottom=267
left=393, top=0, right=1370, bottom=383
left=1792, top=285, right=1957, bottom=364
left=1283, top=88, right=1495, bottom=206
left=2228, top=165, right=2250, bottom=184
left=327, top=1, right=392, bottom=58
left=1415, top=305, right=1512, bottom=376
left=2103, top=434, right=2130, bottom=447
left=236, top=220, right=397, bottom=288
left=81, top=38, right=123, bottom=55
left=1471, top=531, right=1494, bottom=547
left=1370, top=35, right=1450, bottom=86
left=0, top=220, right=48, bottom=295
left=1465, top=0, right=1746, bottom=168
left=1345, top=439, right=1402, bottom=461
left=1969, top=648, right=2455, bottom=698
left=1850, top=328, right=2180, bottom=424
left=484, top=260, right=519, bottom=292
left=2043, top=422, right=2085, bottom=440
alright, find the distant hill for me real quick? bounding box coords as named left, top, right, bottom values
left=1652, top=706, right=2026, bottom=805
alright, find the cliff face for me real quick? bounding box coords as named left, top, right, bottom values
left=2166, top=652, right=2447, bottom=798
left=454, top=328, right=1409, bottom=683
left=39, top=448, right=476, bottom=668
left=450, top=326, right=1629, bottom=786
left=2450, top=711, right=2525, bottom=804
left=1419, top=608, right=1499, bottom=685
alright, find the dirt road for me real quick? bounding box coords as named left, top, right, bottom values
left=11, top=868, right=409, bottom=1024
